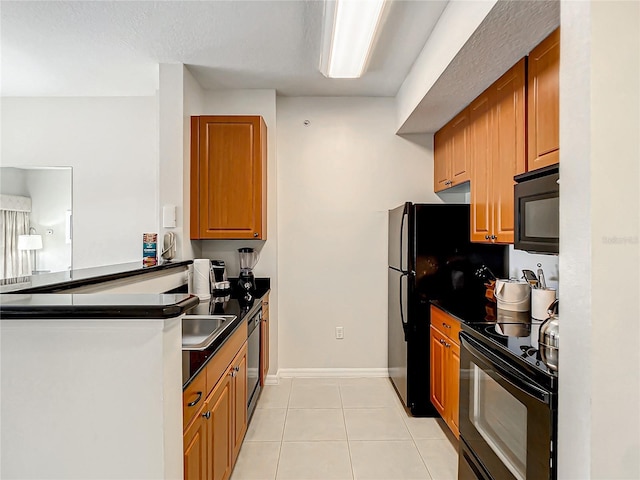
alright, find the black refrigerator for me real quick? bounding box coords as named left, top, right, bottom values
left=388, top=202, right=507, bottom=416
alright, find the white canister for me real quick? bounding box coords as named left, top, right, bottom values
left=531, top=288, right=557, bottom=320
left=192, top=259, right=211, bottom=300
left=494, top=279, right=531, bottom=312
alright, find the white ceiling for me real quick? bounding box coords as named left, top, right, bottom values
left=0, top=0, right=448, bottom=97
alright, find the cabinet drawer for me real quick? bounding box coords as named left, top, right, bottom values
left=183, top=370, right=207, bottom=431
left=206, top=320, right=247, bottom=391
left=430, top=305, right=461, bottom=345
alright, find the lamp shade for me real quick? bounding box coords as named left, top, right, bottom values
left=18, top=234, right=43, bottom=251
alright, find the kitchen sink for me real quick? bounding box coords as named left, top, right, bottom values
left=182, top=314, right=237, bottom=351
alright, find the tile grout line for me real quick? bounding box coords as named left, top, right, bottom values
left=338, top=382, right=356, bottom=480
left=273, top=379, right=293, bottom=480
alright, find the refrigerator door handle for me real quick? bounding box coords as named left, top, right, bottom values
left=399, top=271, right=409, bottom=341
left=400, top=203, right=409, bottom=273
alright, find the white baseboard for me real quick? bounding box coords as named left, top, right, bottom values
left=264, top=374, right=280, bottom=385
left=275, top=368, right=389, bottom=379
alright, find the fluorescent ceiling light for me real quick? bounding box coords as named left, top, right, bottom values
left=320, top=0, right=386, bottom=78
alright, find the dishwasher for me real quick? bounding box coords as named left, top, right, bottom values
left=247, top=308, right=262, bottom=420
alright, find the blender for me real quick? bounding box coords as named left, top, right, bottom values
left=238, top=247, right=259, bottom=305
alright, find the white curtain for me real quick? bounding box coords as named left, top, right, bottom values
left=0, top=195, right=33, bottom=278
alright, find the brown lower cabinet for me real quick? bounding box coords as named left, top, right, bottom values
left=183, top=322, right=248, bottom=480
left=429, top=306, right=461, bottom=438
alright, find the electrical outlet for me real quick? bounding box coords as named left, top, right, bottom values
left=335, top=327, right=344, bottom=339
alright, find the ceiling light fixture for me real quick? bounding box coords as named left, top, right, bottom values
left=320, top=0, right=386, bottom=78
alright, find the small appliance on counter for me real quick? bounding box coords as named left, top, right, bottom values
left=237, top=247, right=259, bottom=306
left=539, top=299, right=560, bottom=371
left=210, top=260, right=231, bottom=296
left=192, top=259, right=211, bottom=300
left=494, top=278, right=531, bottom=312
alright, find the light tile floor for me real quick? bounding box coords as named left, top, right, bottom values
left=231, top=377, right=458, bottom=480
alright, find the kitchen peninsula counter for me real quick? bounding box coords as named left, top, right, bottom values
left=0, top=292, right=199, bottom=319
left=0, top=259, right=193, bottom=294
left=1, top=261, right=194, bottom=480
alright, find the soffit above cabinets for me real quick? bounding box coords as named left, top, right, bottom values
left=397, top=0, right=560, bottom=135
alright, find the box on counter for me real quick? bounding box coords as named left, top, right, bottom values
left=143, top=233, right=158, bottom=267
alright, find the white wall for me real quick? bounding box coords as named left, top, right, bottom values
left=276, top=96, right=439, bottom=371
left=559, top=1, right=640, bottom=478
left=1, top=97, right=158, bottom=270
left=158, top=64, right=185, bottom=264
left=182, top=66, right=205, bottom=260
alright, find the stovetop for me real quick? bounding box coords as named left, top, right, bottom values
left=463, top=319, right=556, bottom=373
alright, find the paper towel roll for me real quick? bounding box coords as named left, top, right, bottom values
left=193, top=259, right=211, bottom=300
left=531, top=288, right=556, bottom=320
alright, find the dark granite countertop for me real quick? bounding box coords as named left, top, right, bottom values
left=431, top=296, right=498, bottom=324
left=0, top=260, right=193, bottom=294
left=182, top=284, right=270, bottom=389
left=431, top=295, right=533, bottom=325
left=0, top=293, right=200, bottom=319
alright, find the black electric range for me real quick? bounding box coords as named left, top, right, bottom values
left=460, top=315, right=558, bottom=392
left=435, top=299, right=559, bottom=480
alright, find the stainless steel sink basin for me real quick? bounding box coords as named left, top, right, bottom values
left=182, top=314, right=237, bottom=351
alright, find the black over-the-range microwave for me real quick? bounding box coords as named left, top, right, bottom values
left=514, top=164, right=559, bottom=254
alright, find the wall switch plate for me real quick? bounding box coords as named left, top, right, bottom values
left=335, top=327, right=344, bottom=339
left=162, top=205, right=177, bottom=228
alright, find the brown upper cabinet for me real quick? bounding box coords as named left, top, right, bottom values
left=191, top=116, right=267, bottom=240
left=470, top=59, right=526, bottom=244
left=434, top=109, right=470, bottom=192
left=528, top=28, right=560, bottom=171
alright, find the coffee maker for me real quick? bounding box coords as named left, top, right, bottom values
left=210, top=260, right=231, bottom=296
left=237, top=247, right=259, bottom=305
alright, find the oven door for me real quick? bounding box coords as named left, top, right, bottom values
left=459, top=332, right=555, bottom=480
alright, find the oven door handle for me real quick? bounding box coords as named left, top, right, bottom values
left=460, top=332, right=551, bottom=404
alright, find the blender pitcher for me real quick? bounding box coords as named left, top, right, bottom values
left=237, top=247, right=259, bottom=305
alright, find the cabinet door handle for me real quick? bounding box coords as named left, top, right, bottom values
left=234, top=366, right=240, bottom=372
left=187, top=391, right=203, bottom=407
left=445, top=342, right=451, bottom=348
left=485, top=235, right=489, bottom=240
left=439, top=339, right=445, bottom=345
left=202, top=411, right=211, bottom=419
left=230, top=369, right=236, bottom=378
left=253, top=233, right=259, bottom=237
left=442, top=322, right=451, bottom=329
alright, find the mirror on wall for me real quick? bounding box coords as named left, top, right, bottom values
left=0, top=167, right=72, bottom=280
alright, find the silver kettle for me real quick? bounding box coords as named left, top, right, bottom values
left=538, top=299, right=559, bottom=371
